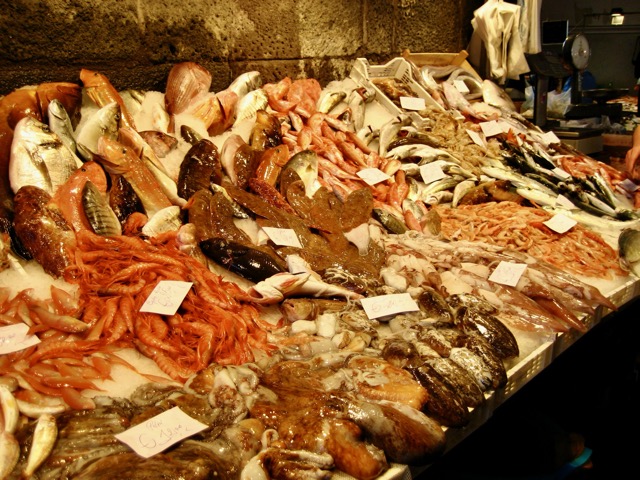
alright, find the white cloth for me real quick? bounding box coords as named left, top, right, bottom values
left=468, top=0, right=531, bottom=84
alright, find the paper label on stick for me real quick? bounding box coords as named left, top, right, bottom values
left=619, top=178, right=640, bottom=192
left=489, top=261, right=527, bottom=287
left=544, top=213, right=577, bottom=234
left=541, top=131, right=561, bottom=145
left=360, top=293, right=419, bottom=319
left=400, top=96, right=426, bottom=111
left=262, top=227, right=303, bottom=248
left=420, top=163, right=447, bottom=184
left=357, top=168, right=391, bottom=185
left=115, top=406, right=208, bottom=458
left=0, top=323, right=40, bottom=354
left=140, top=281, right=192, bottom=315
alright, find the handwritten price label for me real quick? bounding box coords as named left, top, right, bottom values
left=489, top=261, right=527, bottom=287
left=115, top=406, right=208, bottom=458
left=140, top=281, right=193, bottom=315
left=555, top=194, right=576, bottom=209
left=466, top=129, right=486, bottom=148
left=360, top=293, right=419, bottom=319
left=0, top=323, right=40, bottom=354
left=479, top=120, right=504, bottom=137
left=262, top=227, right=302, bottom=248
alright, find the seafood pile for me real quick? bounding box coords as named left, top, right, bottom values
left=0, top=58, right=638, bottom=480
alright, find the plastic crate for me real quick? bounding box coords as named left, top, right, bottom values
left=401, top=49, right=482, bottom=81
left=349, top=57, right=444, bottom=124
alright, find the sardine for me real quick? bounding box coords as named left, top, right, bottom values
left=23, top=413, right=58, bottom=478
left=75, top=102, right=120, bottom=161
left=47, top=99, right=77, bottom=155
left=9, top=116, right=83, bottom=195
left=82, top=180, right=122, bottom=236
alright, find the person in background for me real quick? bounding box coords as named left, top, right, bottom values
left=625, top=124, right=640, bottom=181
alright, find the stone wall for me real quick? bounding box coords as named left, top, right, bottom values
left=0, top=0, right=480, bottom=94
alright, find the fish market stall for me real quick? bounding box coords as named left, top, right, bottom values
left=0, top=54, right=639, bottom=480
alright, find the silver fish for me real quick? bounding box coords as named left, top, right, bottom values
left=23, top=413, right=58, bottom=478
left=317, top=89, right=347, bottom=114
left=227, top=71, right=263, bottom=99
left=0, top=385, right=19, bottom=434
left=347, top=88, right=366, bottom=131
left=9, top=116, right=83, bottom=195
left=82, top=180, right=122, bottom=236
left=75, top=101, right=120, bottom=161
left=379, top=114, right=412, bottom=157
left=452, top=178, right=477, bottom=207
left=283, top=150, right=320, bottom=198
left=0, top=431, right=19, bottom=480
left=618, top=228, right=640, bottom=277
left=482, top=79, right=516, bottom=112
left=141, top=205, right=182, bottom=238
left=48, top=99, right=77, bottom=154
left=234, top=88, right=269, bottom=123
left=421, top=175, right=465, bottom=198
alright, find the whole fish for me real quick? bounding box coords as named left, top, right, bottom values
left=75, top=102, right=120, bottom=161
left=234, top=88, right=268, bottom=123
left=82, top=180, right=122, bottom=236
left=227, top=71, right=263, bottom=99
left=47, top=98, right=77, bottom=155
left=482, top=79, right=516, bottom=112
left=97, top=136, right=173, bottom=217
left=23, top=413, right=58, bottom=478
left=379, top=114, right=412, bottom=157
left=80, top=68, right=136, bottom=129
left=0, top=431, right=19, bottom=480
left=9, top=116, right=83, bottom=195
left=12, top=185, right=76, bottom=277
left=317, top=89, right=347, bottom=114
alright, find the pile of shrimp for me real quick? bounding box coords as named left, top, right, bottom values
left=0, top=229, right=280, bottom=412
left=434, top=201, right=625, bottom=280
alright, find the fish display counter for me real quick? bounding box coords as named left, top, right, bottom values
left=0, top=56, right=639, bottom=480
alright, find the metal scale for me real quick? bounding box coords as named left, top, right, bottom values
left=525, top=33, right=626, bottom=154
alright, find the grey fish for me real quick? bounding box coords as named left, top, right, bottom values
left=234, top=88, right=268, bottom=123
left=9, top=116, right=83, bottom=195
left=283, top=150, right=320, bottom=198
left=379, top=114, right=413, bottom=157
left=452, top=178, right=477, bottom=207
left=82, top=180, right=122, bottom=236
left=347, top=89, right=366, bottom=131
left=618, top=228, right=640, bottom=277
left=23, top=413, right=58, bottom=478
left=76, top=101, right=120, bottom=161
left=227, top=71, right=263, bottom=99
left=317, top=89, right=347, bottom=114
left=48, top=99, right=77, bottom=155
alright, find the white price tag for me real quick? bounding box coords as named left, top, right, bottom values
left=489, top=261, right=527, bottom=287
left=555, top=194, right=576, bottom=209
left=400, top=96, right=426, bottom=111
left=262, top=227, right=302, bottom=248
left=360, top=293, right=419, bottom=319
left=541, top=131, right=561, bottom=145
left=453, top=79, right=470, bottom=94
left=357, top=168, right=391, bottom=186
left=543, top=213, right=577, bottom=234
left=0, top=323, right=40, bottom=354
left=140, top=281, right=192, bottom=315
left=420, top=163, right=447, bottom=184
left=479, top=120, right=504, bottom=137
left=115, top=407, right=208, bottom=458
left=466, top=129, right=486, bottom=148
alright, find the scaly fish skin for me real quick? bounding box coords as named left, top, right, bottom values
left=23, top=413, right=58, bottom=478
left=9, top=116, right=82, bottom=196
